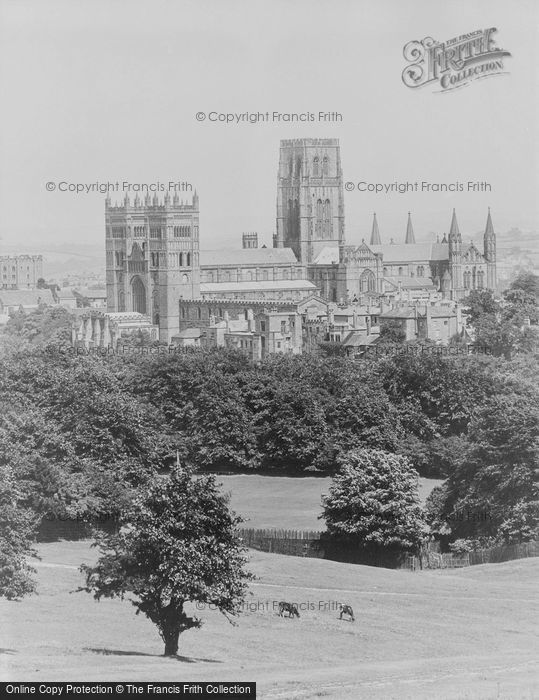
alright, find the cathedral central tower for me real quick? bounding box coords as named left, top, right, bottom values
left=275, top=138, right=345, bottom=263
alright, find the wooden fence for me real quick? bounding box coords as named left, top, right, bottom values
left=237, top=528, right=409, bottom=568
left=238, top=528, right=539, bottom=572
left=237, top=528, right=324, bottom=558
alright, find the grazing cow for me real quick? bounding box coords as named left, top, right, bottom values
left=278, top=601, right=300, bottom=618
left=339, top=603, right=355, bottom=622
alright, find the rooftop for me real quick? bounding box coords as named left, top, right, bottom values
left=201, top=248, right=298, bottom=266
left=200, top=279, right=316, bottom=293
left=0, top=289, right=55, bottom=306
left=370, top=243, right=449, bottom=262
left=312, top=247, right=340, bottom=265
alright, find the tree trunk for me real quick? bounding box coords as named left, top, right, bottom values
left=161, top=600, right=182, bottom=657
left=163, top=628, right=180, bottom=657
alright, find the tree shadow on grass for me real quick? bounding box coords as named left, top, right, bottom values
left=0, top=649, right=17, bottom=655
left=85, top=647, right=222, bottom=663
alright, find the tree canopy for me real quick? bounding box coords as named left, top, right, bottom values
left=80, top=465, right=253, bottom=656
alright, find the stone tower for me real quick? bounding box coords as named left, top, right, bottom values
left=483, top=208, right=497, bottom=289
left=275, top=138, right=345, bottom=263
left=242, top=232, right=258, bottom=249
left=105, top=190, right=200, bottom=343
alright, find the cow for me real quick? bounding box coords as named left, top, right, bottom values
left=278, top=601, right=300, bottom=618
left=339, top=603, right=355, bottom=622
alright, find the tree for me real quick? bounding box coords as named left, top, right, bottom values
left=427, top=391, right=539, bottom=544
left=0, top=465, right=39, bottom=600
left=378, top=319, right=406, bottom=344
left=3, top=305, right=73, bottom=347
left=321, top=449, right=426, bottom=550
left=462, top=289, right=500, bottom=326
left=510, top=272, right=539, bottom=300
left=80, top=465, right=253, bottom=656
left=462, top=286, right=539, bottom=358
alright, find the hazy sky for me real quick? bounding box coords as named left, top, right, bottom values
left=0, top=0, right=537, bottom=253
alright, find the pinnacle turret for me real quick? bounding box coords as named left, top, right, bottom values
left=370, top=213, right=381, bottom=245
left=405, top=212, right=415, bottom=244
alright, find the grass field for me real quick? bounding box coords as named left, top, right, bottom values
left=1, top=540, right=538, bottom=699
left=216, top=474, right=442, bottom=530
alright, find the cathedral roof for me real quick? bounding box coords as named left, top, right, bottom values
left=370, top=243, right=448, bottom=262
left=383, top=276, right=437, bottom=290
left=201, top=248, right=298, bottom=266
left=200, top=279, right=316, bottom=293
left=312, top=247, right=340, bottom=264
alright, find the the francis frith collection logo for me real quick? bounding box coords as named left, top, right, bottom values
left=402, top=28, right=511, bottom=92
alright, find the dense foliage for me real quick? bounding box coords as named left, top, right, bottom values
left=0, top=464, right=39, bottom=599
left=1, top=278, right=538, bottom=571
left=321, top=449, right=426, bottom=550
left=80, top=465, right=253, bottom=656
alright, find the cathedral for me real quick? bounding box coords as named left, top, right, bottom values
left=273, top=138, right=496, bottom=304
left=105, top=138, right=497, bottom=343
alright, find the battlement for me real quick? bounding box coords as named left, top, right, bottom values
left=105, top=192, right=198, bottom=212
left=0, top=254, right=43, bottom=261
left=280, top=138, right=339, bottom=147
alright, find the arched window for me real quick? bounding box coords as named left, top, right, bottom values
left=383, top=267, right=388, bottom=276
left=313, top=156, right=320, bottom=177
left=360, top=269, right=375, bottom=293
left=398, top=266, right=403, bottom=276
left=197, top=306, right=202, bottom=319
left=131, top=276, right=146, bottom=314
left=417, top=266, right=424, bottom=277
left=179, top=252, right=183, bottom=267
left=322, top=156, right=329, bottom=176
left=316, top=199, right=323, bottom=239
left=186, top=252, right=191, bottom=267
left=323, top=199, right=332, bottom=237
left=296, top=157, right=302, bottom=176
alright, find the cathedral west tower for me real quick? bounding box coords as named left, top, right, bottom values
left=105, top=190, right=200, bottom=343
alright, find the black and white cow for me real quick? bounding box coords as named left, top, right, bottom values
left=278, top=601, right=300, bottom=618
left=339, top=603, right=355, bottom=622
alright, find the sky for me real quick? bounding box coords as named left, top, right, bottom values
left=0, top=0, right=537, bottom=255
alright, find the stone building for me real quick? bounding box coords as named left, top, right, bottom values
left=104, top=137, right=497, bottom=345
left=105, top=191, right=200, bottom=342
left=307, top=207, right=497, bottom=303
left=0, top=255, right=43, bottom=289
left=274, top=138, right=345, bottom=264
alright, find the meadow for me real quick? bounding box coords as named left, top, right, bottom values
left=216, top=474, right=441, bottom=530
left=1, top=540, right=538, bottom=699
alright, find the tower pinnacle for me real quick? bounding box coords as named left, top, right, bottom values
left=405, top=212, right=415, bottom=244
left=370, top=212, right=381, bottom=245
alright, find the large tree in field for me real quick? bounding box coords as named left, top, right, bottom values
left=321, top=449, right=426, bottom=550
left=0, top=465, right=39, bottom=600
left=80, top=465, right=253, bottom=656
